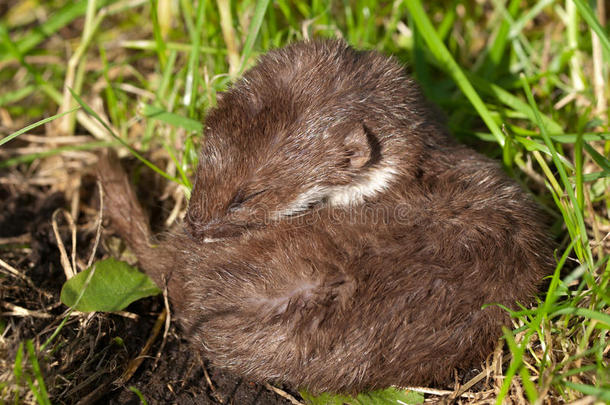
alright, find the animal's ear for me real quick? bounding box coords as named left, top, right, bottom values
left=335, top=122, right=381, bottom=169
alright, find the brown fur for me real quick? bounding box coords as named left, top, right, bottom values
left=98, top=40, right=554, bottom=394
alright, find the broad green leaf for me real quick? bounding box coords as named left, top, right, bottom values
left=356, top=388, right=424, bottom=404
left=301, top=391, right=353, bottom=405
left=301, top=387, right=424, bottom=405
left=60, top=258, right=161, bottom=312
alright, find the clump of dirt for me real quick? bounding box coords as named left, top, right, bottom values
left=0, top=173, right=296, bottom=405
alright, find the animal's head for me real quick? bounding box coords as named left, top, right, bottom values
left=185, top=40, right=429, bottom=241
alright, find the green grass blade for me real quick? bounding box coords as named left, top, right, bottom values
left=0, top=23, right=62, bottom=104
left=25, top=340, right=50, bottom=405
left=404, top=0, right=505, bottom=147
left=142, top=104, right=203, bottom=132
left=550, top=307, right=610, bottom=326
left=13, top=342, right=24, bottom=383
left=68, top=88, right=181, bottom=184
left=149, top=0, right=168, bottom=69
left=381, top=1, right=406, bottom=48
left=238, top=0, right=271, bottom=73
left=508, top=0, right=555, bottom=39
left=436, top=1, right=457, bottom=41
left=12, top=342, right=24, bottom=404
left=572, top=0, right=610, bottom=60
left=584, top=143, right=610, bottom=174
left=129, top=386, right=150, bottom=405
left=100, top=46, right=121, bottom=130
left=519, top=366, right=538, bottom=402
left=178, top=0, right=195, bottom=38
left=467, top=73, right=563, bottom=134
left=185, top=0, right=205, bottom=117
left=548, top=133, right=610, bottom=142
left=0, top=141, right=113, bottom=168
left=521, top=75, right=593, bottom=266
left=157, top=50, right=177, bottom=102
left=575, top=133, right=584, bottom=210
left=25, top=376, right=46, bottom=405
left=1, top=0, right=112, bottom=61
left=0, top=107, right=81, bottom=147
left=514, top=137, right=574, bottom=169
left=0, top=85, right=36, bottom=107
left=164, top=143, right=192, bottom=190
left=562, top=381, right=610, bottom=401
left=480, top=0, right=520, bottom=79
left=120, top=40, right=224, bottom=54
left=582, top=171, right=609, bottom=182
left=540, top=238, right=577, bottom=315
left=497, top=327, right=531, bottom=403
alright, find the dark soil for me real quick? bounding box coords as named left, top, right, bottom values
left=0, top=178, right=295, bottom=405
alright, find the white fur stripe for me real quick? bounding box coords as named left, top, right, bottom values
left=276, top=165, right=397, bottom=218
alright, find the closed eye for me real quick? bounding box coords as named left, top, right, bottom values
left=227, top=189, right=268, bottom=211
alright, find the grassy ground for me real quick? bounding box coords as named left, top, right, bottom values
left=0, top=0, right=609, bottom=404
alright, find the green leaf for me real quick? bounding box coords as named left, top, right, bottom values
left=301, top=387, right=424, bottom=405
left=60, top=258, right=161, bottom=312
left=357, top=388, right=424, bottom=404
left=301, top=391, right=353, bottom=405
left=142, top=104, right=203, bottom=132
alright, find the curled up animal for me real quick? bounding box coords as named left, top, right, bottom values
left=98, top=39, right=554, bottom=394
